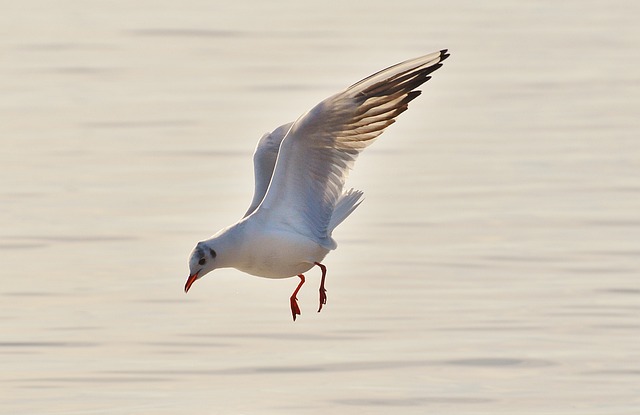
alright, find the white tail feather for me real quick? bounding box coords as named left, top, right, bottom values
left=328, top=188, right=364, bottom=234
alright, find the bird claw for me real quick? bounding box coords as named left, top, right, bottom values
left=315, top=262, right=328, bottom=313
left=290, top=297, right=301, bottom=321
left=318, top=288, right=327, bottom=313
left=289, top=274, right=305, bottom=321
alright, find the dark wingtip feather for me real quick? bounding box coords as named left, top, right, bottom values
left=420, top=63, right=442, bottom=77
left=405, top=90, right=422, bottom=104
left=440, top=49, right=450, bottom=62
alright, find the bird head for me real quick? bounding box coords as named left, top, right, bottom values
left=184, top=241, right=218, bottom=293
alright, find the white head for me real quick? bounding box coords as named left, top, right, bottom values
left=184, top=241, right=218, bottom=293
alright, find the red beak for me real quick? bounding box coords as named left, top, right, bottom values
left=184, top=272, right=198, bottom=293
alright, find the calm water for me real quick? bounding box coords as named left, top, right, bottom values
left=2, top=1, right=639, bottom=414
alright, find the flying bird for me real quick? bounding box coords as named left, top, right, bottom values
left=184, top=50, right=450, bottom=320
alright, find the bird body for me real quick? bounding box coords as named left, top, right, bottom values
left=200, top=216, right=330, bottom=279
left=183, top=50, right=450, bottom=320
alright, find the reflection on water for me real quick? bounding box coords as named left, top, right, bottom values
left=2, top=0, right=640, bottom=413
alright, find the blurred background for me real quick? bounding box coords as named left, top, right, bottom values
left=1, top=1, right=639, bottom=414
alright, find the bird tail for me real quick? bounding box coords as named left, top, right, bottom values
left=328, top=188, right=364, bottom=234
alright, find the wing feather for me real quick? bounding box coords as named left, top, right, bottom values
left=243, top=122, right=293, bottom=217
left=255, top=50, right=449, bottom=246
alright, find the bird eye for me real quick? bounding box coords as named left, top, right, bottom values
left=198, top=258, right=206, bottom=266
left=209, top=249, right=217, bottom=258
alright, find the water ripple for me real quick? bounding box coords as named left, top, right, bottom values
left=333, top=396, right=493, bottom=407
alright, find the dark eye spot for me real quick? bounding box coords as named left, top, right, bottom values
left=209, top=249, right=217, bottom=258
left=198, top=258, right=206, bottom=266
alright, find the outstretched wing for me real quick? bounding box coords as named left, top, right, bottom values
left=255, top=50, right=449, bottom=246
left=243, top=122, right=293, bottom=217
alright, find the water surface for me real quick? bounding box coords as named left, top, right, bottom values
left=1, top=1, right=639, bottom=414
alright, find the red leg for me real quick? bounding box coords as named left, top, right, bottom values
left=290, top=274, right=305, bottom=321
left=315, top=262, right=327, bottom=313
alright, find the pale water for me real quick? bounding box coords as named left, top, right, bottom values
left=1, top=1, right=639, bottom=414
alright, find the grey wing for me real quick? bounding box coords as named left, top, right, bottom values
left=243, top=122, right=294, bottom=217
left=256, top=50, right=449, bottom=246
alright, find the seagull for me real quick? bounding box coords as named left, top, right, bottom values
left=184, top=49, right=449, bottom=320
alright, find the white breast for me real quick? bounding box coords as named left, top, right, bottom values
left=238, top=227, right=329, bottom=279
